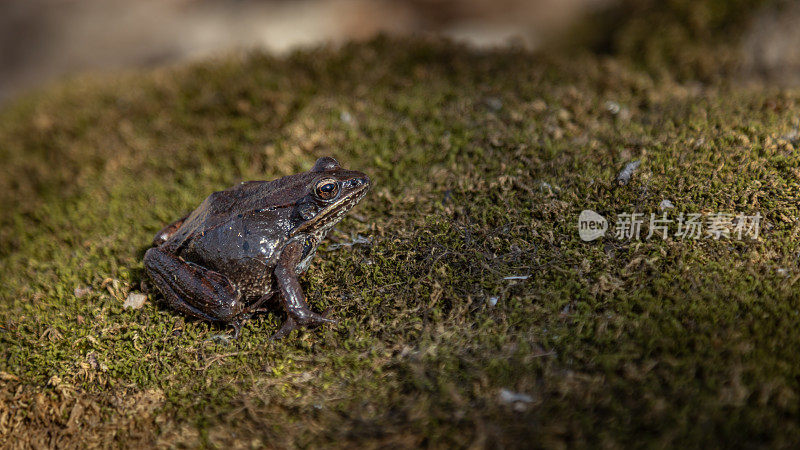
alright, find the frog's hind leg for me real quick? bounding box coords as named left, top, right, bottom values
left=144, top=247, right=245, bottom=331
left=152, top=214, right=190, bottom=247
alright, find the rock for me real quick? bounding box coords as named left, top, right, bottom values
left=499, top=388, right=533, bottom=411
left=659, top=199, right=675, bottom=210
left=123, top=293, right=147, bottom=309
left=605, top=100, right=631, bottom=121
left=74, top=286, right=93, bottom=298
left=485, top=96, right=503, bottom=111
left=340, top=110, right=354, bottom=125
left=615, top=160, right=640, bottom=186
left=605, top=100, right=621, bottom=115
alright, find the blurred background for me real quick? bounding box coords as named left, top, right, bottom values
left=2, top=0, right=799, bottom=105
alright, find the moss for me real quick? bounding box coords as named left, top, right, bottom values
left=2, top=36, right=800, bottom=446
left=566, top=0, right=780, bottom=81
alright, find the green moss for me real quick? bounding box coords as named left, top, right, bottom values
left=2, top=36, right=800, bottom=446
left=568, top=0, right=779, bottom=81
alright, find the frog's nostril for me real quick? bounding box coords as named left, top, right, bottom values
left=345, top=177, right=370, bottom=189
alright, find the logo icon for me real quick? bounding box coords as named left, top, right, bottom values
left=578, top=210, right=607, bottom=241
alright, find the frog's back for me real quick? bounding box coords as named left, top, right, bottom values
left=163, top=181, right=263, bottom=248
left=198, top=172, right=316, bottom=217
left=167, top=176, right=298, bottom=246
left=161, top=176, right=307, bottom=296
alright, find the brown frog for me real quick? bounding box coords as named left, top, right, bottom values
left=144, top=157, right=370, bottom=339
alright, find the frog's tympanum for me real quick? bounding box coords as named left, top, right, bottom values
left=144, top=157, right=370, bottom=339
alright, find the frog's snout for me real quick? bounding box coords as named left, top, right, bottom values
left=345, top=176, right=370, bottom=190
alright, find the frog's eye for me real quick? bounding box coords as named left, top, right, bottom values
left=315, top=179, right=339, bottom=200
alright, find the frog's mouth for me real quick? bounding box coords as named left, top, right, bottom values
left=294, top=178, right=370, bottom=234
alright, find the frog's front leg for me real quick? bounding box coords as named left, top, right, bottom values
left=272, top=240, right=335, bottom=339
left=144, top=247, right=247, bottom=335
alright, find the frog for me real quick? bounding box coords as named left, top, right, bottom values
left=143, top=157, right=370, bottom=339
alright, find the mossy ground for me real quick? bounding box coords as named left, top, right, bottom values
left=2, top=35, right=800, bottom=447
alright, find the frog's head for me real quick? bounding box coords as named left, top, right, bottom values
left=291, top=157, right=370, bottom=235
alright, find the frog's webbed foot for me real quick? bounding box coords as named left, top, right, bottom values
left=321, top=307, right=335, bottom=320
left=270, top=311, right=337, bottom=341
left=144, top=247, right=245, bottom=326
left=229, top=318, right=245, bottom=340
left=273, top=241, right=338, bottom=339
left=271, top=311, right=340, bottom=341
left=269, top=316, right=297, bottom=341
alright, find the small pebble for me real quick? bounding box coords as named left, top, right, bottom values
left=616, top=160, right=640, bottom=186
left=74, top=286, right=93, bottom=298
left=499, top=389, right=533, bottom=404
left=605, top=100, right=621, bottom=115
left=340, top=111, right=354, bottom=125
left=485, top=97, right=503, bottom=111
left=123, top=293, right=147, bottom=309
left=487, top=296, right=499, bottom=307
left=499, top=388, right=533, bottom=411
